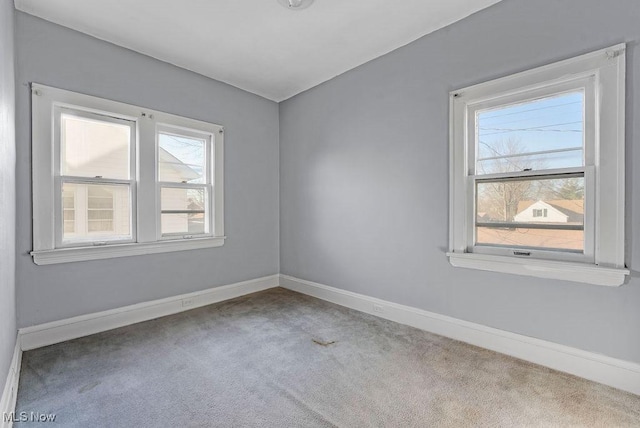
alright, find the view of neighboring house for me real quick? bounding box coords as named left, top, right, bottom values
left=514, top=200, right=584, bottom=224
left=477, top=199, right=584, bottom=251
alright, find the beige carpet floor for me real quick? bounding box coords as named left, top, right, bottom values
left=16, top=287, right=640, bottom=427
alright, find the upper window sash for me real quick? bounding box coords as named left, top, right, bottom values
left=57, top=107, right=137, bottom=180
left=466, top=76, right=596, bottom=178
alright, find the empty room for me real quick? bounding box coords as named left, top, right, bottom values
left=1, top=0, right=640, bottom=426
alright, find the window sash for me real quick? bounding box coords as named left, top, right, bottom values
left=157, top=128, right=208, bottom=184
left=467, top=168, right=595, bottom=263
left=466, top=76, right=596, bottom=178
left=54, top=106, right=137, bottom=248
left=56, top=178, right=136, bottom=247
left=158, top=183, right=212, bottom=239
left=57, top=107, right=136, bottom=179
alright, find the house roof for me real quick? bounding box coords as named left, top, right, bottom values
left=159, top=148, right=200, bottom=182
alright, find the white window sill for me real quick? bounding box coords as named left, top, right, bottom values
left=31, top=236, right=226, bottom=265
left=446, top=252, right=629, bottom=287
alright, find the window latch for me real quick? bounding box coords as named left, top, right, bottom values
left=183, top=235, right=193, bottom=239
left=93, top=242, right=108, bottom=246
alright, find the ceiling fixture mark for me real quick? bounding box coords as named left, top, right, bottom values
left=278, top=0, right=314, bottom=10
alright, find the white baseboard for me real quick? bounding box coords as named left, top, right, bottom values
left=0, top=340, right=22, bottom=428
left=280, top=274, right=640, bottom=396
left=19, top=274, right=279, bottom=351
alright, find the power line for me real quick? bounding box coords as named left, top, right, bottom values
left=479, top=100, right=582, bottom=121
left=482, top=106, right=582, bottom=128
left=477, top=146, right=582, bottom=162
left=479, top=121, right=583, bottom=137
left=481, top=120, right=582, bottom=131
left=481, top=128, right=582, bottom=137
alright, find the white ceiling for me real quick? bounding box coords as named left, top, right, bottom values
left=15, top=0, right=502, bottom=102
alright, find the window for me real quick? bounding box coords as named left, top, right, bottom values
left=58, top=109, right=134, bottom=245
left=532, top=209, right=547, bottom=218
left=158, top=129, right=211, bottom=238
left=31, top=84, right=225, bottom=265
left=448, top=44, right=629, bottom=286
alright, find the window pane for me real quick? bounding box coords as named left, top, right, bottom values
left=476, top=176, right=584, bottom=252
left=61, top=113, right=131, bottom=179
left=63, top=188, right=75, bottom=233
left=160, top=187, right=208, bottom=235
left=158, top=133, right=206, bottom=184
left=161, top=213, right=206, bottom=235
left=62, top=183, right=131, bottom=241
left=476, top=92, right=584, bottom=174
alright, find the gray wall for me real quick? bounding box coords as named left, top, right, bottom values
left=280, top=0, right=640, bottom=363
left=0, top=0, right=16, bottom=387
left=15, top=13, right=280, bottom=327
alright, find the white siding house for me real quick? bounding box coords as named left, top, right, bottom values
left=514, top=200, right=569, bottom=223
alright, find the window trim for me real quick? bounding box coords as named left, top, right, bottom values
left=448, top=44, right=629, bottom=286
left=31, top=83, right=225, bottom=265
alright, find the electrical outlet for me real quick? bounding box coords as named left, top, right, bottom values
left=373, top=304, right=384, bottom=313
left=182, top=298, right=194, bottom=307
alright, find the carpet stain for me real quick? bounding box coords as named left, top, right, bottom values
left=312, top=339, right=336, bottom=347
left=78, top=381, right=101, bottom=394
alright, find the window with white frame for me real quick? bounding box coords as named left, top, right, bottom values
left=448, top=44, right=629, bottom=286
left=31, top=84, right=225, bottom=265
